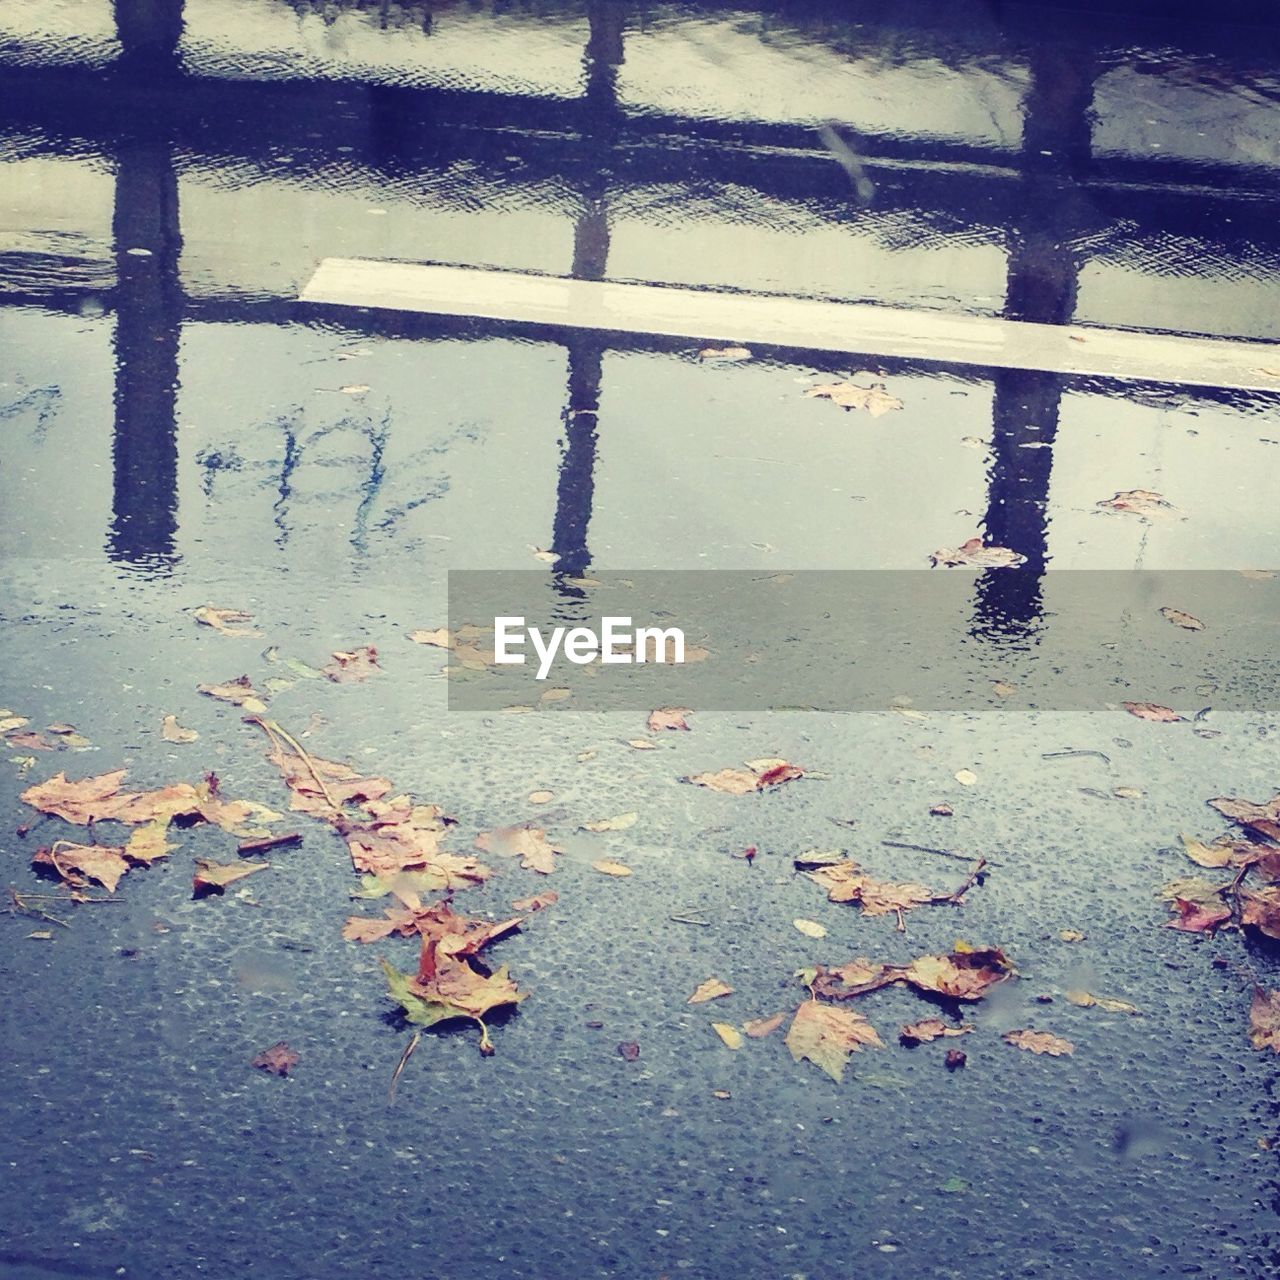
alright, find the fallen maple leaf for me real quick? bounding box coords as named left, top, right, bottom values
left=805, top=380, right=903, bottom=416
left=161, top=714, right=198, bottom=744
left=194, top=606, right=261, bottom=638
left=192, top=858, right=269, bottom=896
left=1208, top=794, right=1280, bottom=844
left=786, top=1000, right=883, bottom=1081
left=689, top=978, right=734, bottom=1004
left=1160, top=607, right=1205, bottom=631
left=1122, top=702, right=1185, bottom=723
left=475, top=825, right=562, bottom=875
left=1004, top=1029, right=1074, bottom=1056
left=742, top=1012, right=786, bottom=1038
left=33, top=841, right=130, bottom=893
left=322, top=645, right=381, bottom=684
left=1165, top=895, right=1231, bottom=933
left=683, top=759, right=805, bottom=795
left=647, top=707, right=692, bottom=732
left=1240, top=886, right=1280, bottom=940
left=198, top=675, right=268, bottom=714
left=251, top=1042, right=299, bottom=1076
left=899, top=1019, right=972, bottom=1046
left=1248, top=988, right=1280, bottom=1053
left=382, top=942, right=526, bottom=1055
left=929, top=538, right=1026, bottom=569
left=512, top=891, right=558, bottom=912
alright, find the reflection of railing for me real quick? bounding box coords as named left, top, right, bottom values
left=4, top=2, right=1263, bottom=641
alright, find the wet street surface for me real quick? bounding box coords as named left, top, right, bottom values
left=2, top=3, right=1280, bottom=1278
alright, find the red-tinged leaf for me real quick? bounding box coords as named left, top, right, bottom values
left=251, top=1042, right=299, bottom=1076
left=1165, top=896, right=1231, bottom=932
left=321, top=645, right=381, bottom=684
left=1122, top=701, right=1185, bottom=722
left=1207, top=794, right=1280, bottom=844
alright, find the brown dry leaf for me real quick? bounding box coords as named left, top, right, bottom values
left=805, top=381, right=904, bottom=417
left=699, top=345, right=751, bottom=361
left=1160, top=607, right=1205, bottom=631
left=21, top=770, right=129, bottom=823
left=647, top=707, right=692, bottom=732
left=408, top=627, right=452, bottom=649
left=1248, top=988, right=1280, bottom=1053
left=592, top=859, right=633, bottom=877
left=33, top=841, right=130, bottom=893
left=580, top=811, right=638, bottom=833
left=684, top=759, right=805, bottom=795
left=742, top=1012, right=786, bottom=1039
left=512, top=891, right=559, bottom=912
left=124, top=823, right=175, bottom=866
left=251, top=1042, right=299, bottom=1076
left=192, top=858, right=269, bottom=895
left=198, top=675, right=268, bottom=714
left=161, top=714, right=198, bottom=744
left=1208, top=794, right=1280, bottom=844
left=786, top=1000, right=883, bottom=1081
left=899, top=1019, right=972, bottom=1046
left=805, top=860, right=935, bottom=920
left=1096, top=489, right=1176, bottom=518
left=689, top=978, right=734, bottom=1004
left=711, top=1022, right=744, bottom=1049
left=902, top=947, right=1015, bottom=1000
left=475, top=825, right=562, bottom=875
left=194, top=606, right=261, bottom=638
left=929, top=539, right=1026, bottom=569
left=1240, top=886, right=1280, bottom=940
left=321, top=645, right=381, bottom=684
left=1004, top=1029, right=1074, bottom=1056
left=1122, top=702, right=1185, bottom=723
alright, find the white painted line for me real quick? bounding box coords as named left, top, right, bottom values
left=300, top=258, right=1280, bottom=393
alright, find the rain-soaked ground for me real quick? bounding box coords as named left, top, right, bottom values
left=2, top=2, right=1280, bottom=1278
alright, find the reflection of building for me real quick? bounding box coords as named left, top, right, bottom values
left=1, top=1, right=1278, bottom=616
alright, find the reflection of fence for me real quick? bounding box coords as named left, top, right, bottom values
left=1, top=1, right=1272, bottom=636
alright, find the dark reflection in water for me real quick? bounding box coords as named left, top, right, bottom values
left=974, top=43, right=1098, bottom=639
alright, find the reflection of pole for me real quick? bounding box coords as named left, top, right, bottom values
left=114, top=0, right=185, bottom=79
left=975, top=44, right=1095, bottom=635
left=108, top=137, right=183, bottom=570
left=550, top=0, right=624, bottom=578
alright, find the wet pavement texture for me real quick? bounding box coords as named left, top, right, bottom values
left=2, top=2, right=1280, bottom=1278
